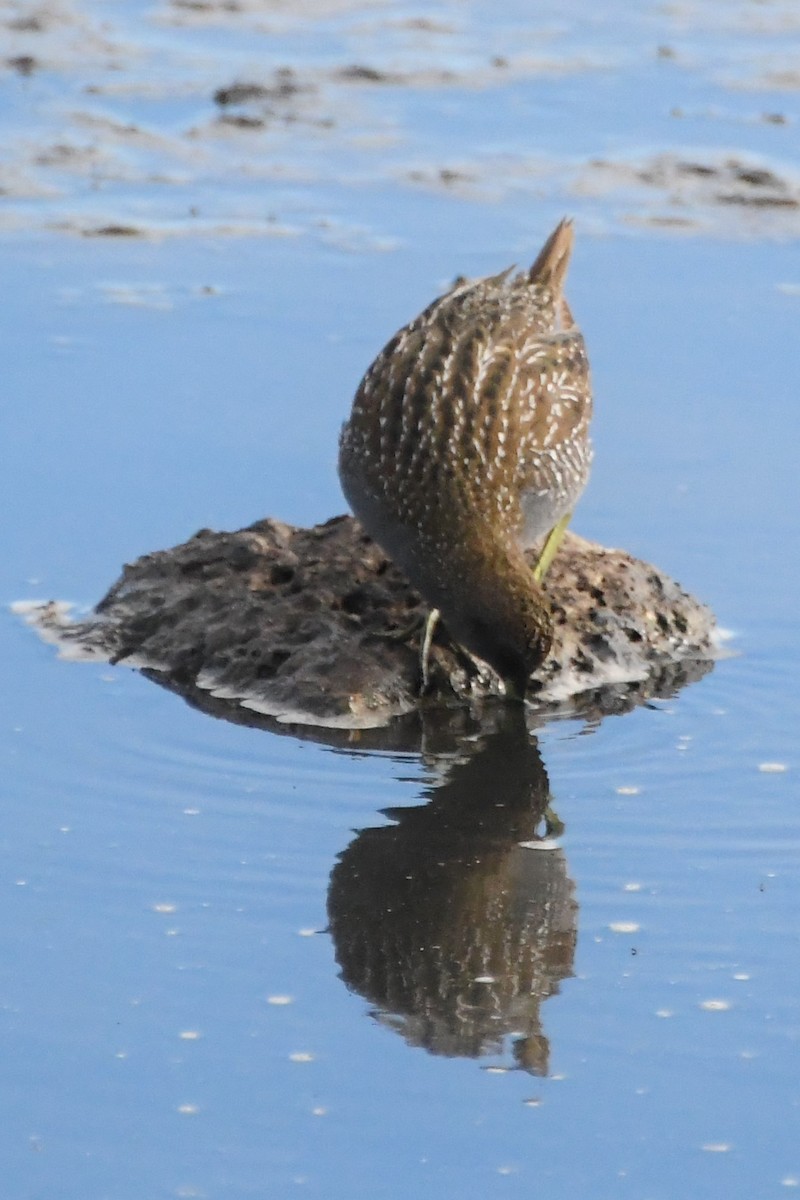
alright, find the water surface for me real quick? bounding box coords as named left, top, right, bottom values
left=2, top=1, right=799, bottom=1196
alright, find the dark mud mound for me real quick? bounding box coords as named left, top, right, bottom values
left=16, top=514, right=718, bottom=730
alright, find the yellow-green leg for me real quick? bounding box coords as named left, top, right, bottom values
left=420, top=607, right=440, bottom=691
left=543, top=806, right=564, bottom=838
left=533, top=511, right=573, bottom=583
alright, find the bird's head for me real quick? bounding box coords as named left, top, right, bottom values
left=441, top=546, right=553, bottom=700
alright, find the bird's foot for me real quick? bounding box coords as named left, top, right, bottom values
left=373, top=608, right=444, bottom=695
left=382, top=611, right=426, bottom=643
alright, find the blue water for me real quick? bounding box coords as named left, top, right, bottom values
left=2, top=2, right=799, bottom=1197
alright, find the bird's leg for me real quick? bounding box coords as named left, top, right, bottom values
left=533, top=511, right=572, bottom=583
left=420, top=607, right=441, bottom=691
left=542, top=807, right=564, bottom=838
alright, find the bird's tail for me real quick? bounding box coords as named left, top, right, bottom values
left=528, top=219, right=574, bottom=293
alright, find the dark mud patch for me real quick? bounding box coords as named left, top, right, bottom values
left=574, top=152, right=800, bottom=234
left=2, top=0, right=797, bottom=238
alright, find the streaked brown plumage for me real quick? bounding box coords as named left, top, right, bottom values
left=338, top=219, right=592, bottom=696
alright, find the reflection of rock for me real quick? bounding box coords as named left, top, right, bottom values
left=16, top=514, right=716, bottom=730
left=328, top=708, right=575, bottom=1072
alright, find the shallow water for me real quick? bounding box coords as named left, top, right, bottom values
left=2, top=1, right=799, bottom=1197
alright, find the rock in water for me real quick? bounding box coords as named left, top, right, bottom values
left=15, top=514, right=718, bottom=730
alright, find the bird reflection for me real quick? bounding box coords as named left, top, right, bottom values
left=327, top=706, right=575, bottom=1074
left=131, top=647, right=713, bottom=1071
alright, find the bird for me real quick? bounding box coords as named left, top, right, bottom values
left=338, top=218, right=592, bottom=699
